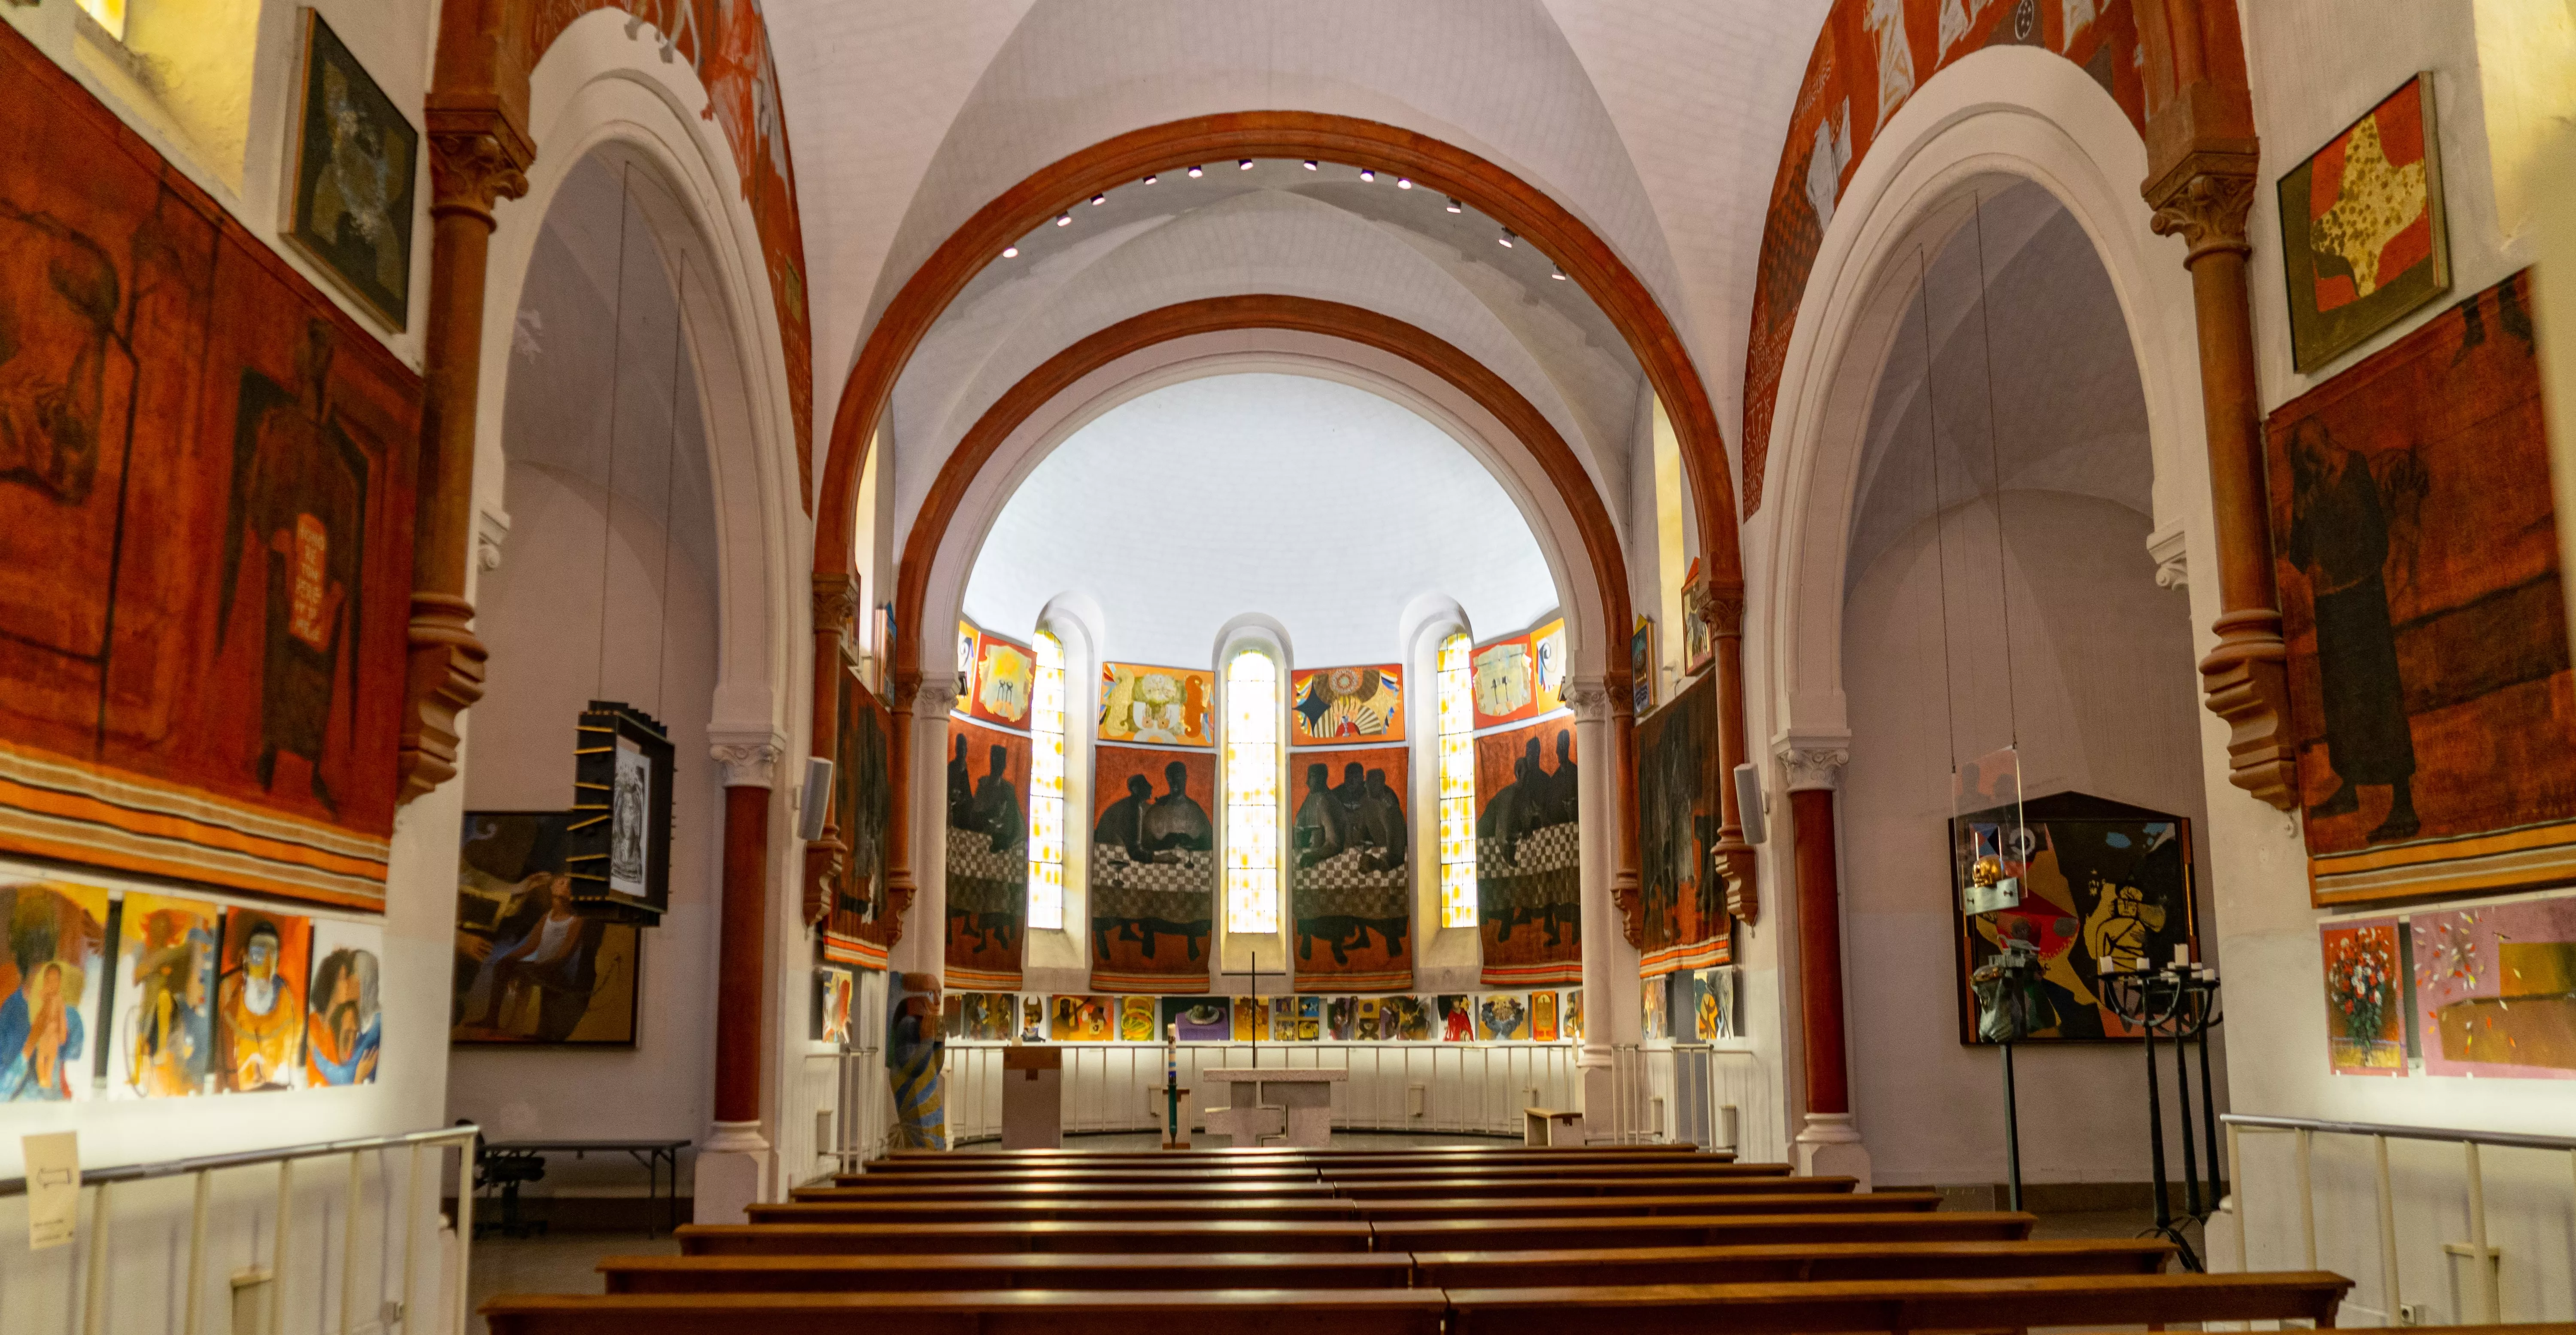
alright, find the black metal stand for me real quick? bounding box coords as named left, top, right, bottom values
left=1999, top=1040, right=2023, bottom=1211
left=2102, top=964, right=2222, bottom=1272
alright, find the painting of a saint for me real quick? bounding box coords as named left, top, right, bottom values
left=1290, top=665, right=1405, bottom=744
left=1637, top=674, right=1730, bottom=975
left=453, top=812, right=639, bottom=1045
left=286, top=14, right=417, bottom=328
left=1475, top=718, right=1582, bottom=985
left=0, top=878, right=107, bottom=1102
left=1090, top=745, right=1216, bottom=992
left=111, top=893, right=217, bottom=1097
left=1290, top=747, right=1412, bottom=991
left=944, top=718, right=1029, bottom=990
left=1099, top=663, right=1215, bottom=748
left=215, top=907, right=310, bottom=1092
left=303, top=918, right=380, bottom=1086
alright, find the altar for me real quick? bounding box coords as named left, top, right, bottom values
left=1201, top=1067, right=1347, bottom=1147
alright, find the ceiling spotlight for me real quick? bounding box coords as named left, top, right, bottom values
left=1239, top=158, right=1255, bottom=170
left=1396, top=177, right=1413, bottom=189
left=1550, top=266, right=1568, bottom=280
left=1002, top=246, right=1019, bottom=258
left=1090, top=193, right=1106, bottom=206
left=1498, top=228, right=1517, bottom=248
left=1187, top=164, right=1204, bottom=178
left=1055, top=213, right=1072, bottom=227
left=1303, top=159, right=1318, bottom=170
left=1446, top=197, right=1463, bottom=213
left=1142, top=174, right=1158, bottom=185
left=1359, top=168, right=1376, bottom=182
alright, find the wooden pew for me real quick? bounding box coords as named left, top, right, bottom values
left=1347, top=1192, right=1943, bottom=1222
left=745, top=1198, right=1362, bottom=1226
left=483, top=1289, right=1449, bottom=1335
left=834, top=1157, right=1783, bottom=1187
left=1322, top=1162, right=1794, bottom=1182
left=796, top=1176, right=1826, bottom=1204
left=1406, top=1238, right=2175, bottom=1287
left=1440, top=1271, right=2354, bottom=1334
left=601, top=1251, right=1418, bottom=1294
left=677, top=1219, right=1381, bottom=1256
left=792, top=1180, right=1340, bottom=1202
left=852, top=1147, right=1720, bottom=1175
left=1370, top=1210, right=2036, bottom=1252
left=817, top=1170, right=1324, bottom=1192
left=1328, top=1176, right=1854, bottom=1200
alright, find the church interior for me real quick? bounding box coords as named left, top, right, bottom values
left=3, top=2, right=2576, bottom=1332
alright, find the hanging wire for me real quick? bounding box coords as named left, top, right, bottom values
left=654, top=266, right=685, bottom=716
left=595, top=163, right=635, bottom=698
left=1914, top=244, right=1962, bottom=778
left=1968, top=195, right=2022, bottom=749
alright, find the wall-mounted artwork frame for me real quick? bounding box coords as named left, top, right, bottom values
left=285, top=10, right=419, bottom=331
left=569, top=701, right=673, bottom=924
left=453, top=811, right=641, bottom=1047
left=2277, top=73, right=2449, bottom=374
left=1630, top=617, right=1655, bottom=713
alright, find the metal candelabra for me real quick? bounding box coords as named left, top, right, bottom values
left=2098, top=958, right=2223, bottom=1272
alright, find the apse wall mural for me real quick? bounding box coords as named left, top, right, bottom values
left=1741, top=0, right=2147, bottom=515
left=1289, top=745, right=1413, bottom=991
left=1475, top=715, right=1582, bottom=986
left=0, top=26, right=420, bottom=912
left=944, top=714, right=1029, bottom=991
left=1089, top=743, right=1216, bottom=993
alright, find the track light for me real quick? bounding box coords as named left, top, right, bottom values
left=1359, top=168, right=1376, bottom=182
left=1090, top=193, right=1106, bottom=206
left=1550, top=267, right=1567, bottom=280
left=1239, top=158, right=1254, bottom=170
left=1187, top=164, right=1204, bottom=178
left=1396, top=177, right=1413, bottom=189
left=1055, top=213, right=1072, bottom=227
left=1446, top=197, right=1463, bottom=213
left=1143, top=174, right=1158, bottom=185
left=1002, top=246, right=1019, bottom=258
left=1303, top=160, right=1318, bottom=170
left=1497, top=228, right=1516, bottom=248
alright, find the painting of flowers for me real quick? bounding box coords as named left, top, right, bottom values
left=2322, top=918, right=2406, bottom=1075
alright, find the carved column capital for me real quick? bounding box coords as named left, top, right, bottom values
left=2147, top=167, right=2258, bottom=265
left=1777, top=745, right=1850, bottom=793
left=913, top=679, right=960, bottom=720
left=427, top=125, right=532, bottom=229
left=812, top=572, right=860, bottom=637
left=1564, top=678, right=1615, bottom=722
left=1697, top=581, right=1746, bottom=639
left=710, top=739, right=783, bottom=789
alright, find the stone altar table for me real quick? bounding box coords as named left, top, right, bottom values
left=1202, top=1067, right=1346, bottom=1147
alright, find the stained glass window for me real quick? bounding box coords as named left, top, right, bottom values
left=1224, top=648, right=1281, bottom=934
left=1026, top=630, right=1066, bottom=930
left=1437, top=632, right=1479, bottom=928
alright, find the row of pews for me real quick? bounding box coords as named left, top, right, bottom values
left=482, top=1142, right=2357, bottom=1333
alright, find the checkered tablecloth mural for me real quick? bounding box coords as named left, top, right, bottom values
left=1479, top=821, right=1580, bottom=915
left=946, top=827, right=1023, bottom=914
left=1293, top=848, right=1410, bottom=920
left=1089, top=847, right=1214, bottom=921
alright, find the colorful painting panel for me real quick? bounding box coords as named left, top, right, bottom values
left=1564, top=988, right=1583, bottom=1042
left=453, top=812, right=640, bottom=1046
left=1048, top=994, right=1112, bottom=1042
left=1637, top=674, right=1731, bottom=974
left=1099, top=662, right=1215, bottom=748
left=821, top=667, right=894, bottom=970
left=1695, top=967, right=1738, bottom=1042
left=1162, top=995, right=1232, bottom=1041
left=2269, top=271, right=2575, bottom=905
left=0, top=877, right=108, bottom=1101
left=1230, top=995, right=1270, bottom=1041
left=303, top=918, right=380, bottom=1086
left=1118, top=995, right=1157, bottom=1041
left=1289, top=745, right=1412, bottom=991
left=1354, top=997, right=1381, bottom=1040
left=2278, top=76, right=2450, bottom=373
left=111, top=892, right=219, bottom=1097
left=1289, top=664, right=1406, bottom=744
left=0, top=26, right=424, bottom=911
left=1631, top=617, right=1655, bottom=713
left=1475, top=994, right=1528, bottom=1041
left=2323, top=918, right=2408, bottom=1074
left=286, top=13, right=416, bottom=328
left=1019, top=995, right=1046, bottom=1043
left=812, top=967, right=853, bottom=1045
left=2412, top=894, right=2576, bottom=1078
left=1470, top=636, right=1536, bottom=728
left=1089, top=744, right=1216, bottom=992
left=1529, top=622, right=1569, bottom=717
left=1951, top=793, right=2198, bottom=1044
left=968, top=630, right=1034, bottom=729
left=1382, top=994, right=1430, bottom=1040
left=945, top=718, right=1030, bottom=990
left=215, top=906, right=309, bottom=1092
left=1531, top=991, right=1558, bottom=1042
left=1474, top=717, right=1582, bottom=985
left=1437, top=994, right=1472, bottom=1041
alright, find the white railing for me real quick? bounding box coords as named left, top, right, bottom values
left=938, top=1041, right=1586, bottom=1142
left=0, top=1125, right=477, bottom=1335
left=1608, top=1043, right=1784, bottom=1162
left=2222, top=1113, right=2576, bottom=1326
left=793, top=1046, right=896, bottom=1184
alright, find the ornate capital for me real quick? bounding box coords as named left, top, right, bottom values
left=710, top=739, right=783, bottom=788
left=427, top=127, right=532, bottom=228
left=1697, top=581, right=1746, bottom=639
left=1563, top=678, right=1614, bottom=723
left=2148, top=169, right=2258, bottom=265
left=1777, top=745, right=1850, bottom=793
left=2147, top=522, right=2189, bottom=590
left=2200, top=611, right=2297, bottom=809
left=812, top=572, right=860, bottom=638
left=913, top=678, right=960, bottom=719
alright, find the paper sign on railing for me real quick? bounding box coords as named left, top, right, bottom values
left=23, top=1131, right=79, bottom=1250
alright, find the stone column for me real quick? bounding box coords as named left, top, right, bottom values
left=906, top=681, right=960, bottom=978
left=1780, top=742, right=1868, bottom=1188
left=698, top=737, right=780, bottom=1222
left=1567, top=679, right=1636, bottom=1139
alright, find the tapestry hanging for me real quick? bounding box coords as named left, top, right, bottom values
left=2277, top=75, right=2449, bottom=373
left=1475, top=714, right=1582, bottom=985
left=452, top=812, right=639, bottom=1046
left=1470, top=634, right=1537, bottom=729
left=944, top=716, right=1029, bottom=990
left=1289, top=745, right=1413, bottom=992
left=1636, top=673, right=1731, bottom=974
left=820, top=664, right=896, bottom=969
left=2268, top=270, right=2574, bottom=905
left=1098, top=662, right=1216, bottom=748
left=0, top=24, right=422, bottom=912
left=963, top=624, right=1033, bottom=730
left=1949, top=791, right=2198, bottom=1044
left=1089, top=743, right=1216, bottom=991
left=1288, top=664, right=1406, bottom=744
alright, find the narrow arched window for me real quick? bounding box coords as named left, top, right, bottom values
left=1026, top=629, right=1067, bottom=930
left=1224, top=648, right=1282, bottom=934
left=1437, top=631, right=1479, bottom=928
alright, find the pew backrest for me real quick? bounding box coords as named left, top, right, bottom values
left=1439, top=1271, right=2353, bottom=1335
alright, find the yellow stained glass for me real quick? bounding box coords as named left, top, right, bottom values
left=1027, top=631, right=1066, bottom=929
left=1437, top=632, right=1479, bottom=928
left=1224, top=648, right=1281, bottom=934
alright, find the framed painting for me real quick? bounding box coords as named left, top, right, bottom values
left=1950, top=791, right=2199, bottom=1044
left=811, top=967, right=854, bottom=1046
left=1680, top=560, right=1714, bottom=674
left=966, top=629, right=1033, bottom=730
left=1354, top=997, right=1381, bottom=1040
left=2321, top=917, right=2406, bottom=1075
left=2269, top=271, right=2575, bottom=904
left=945, top=717, right=1029, bottom=991
left=1637, top=674, right=1730, bottom=974
left=286, top=12, right=418, bottom=330
left=1381, top=994, right=1429, bottom=1040
left=2411, top=893, right=2576, bottom=1079
left=2278, top=75, right=2449, bottom=373
left=453, top=812, right=640, bottom=1046
left=1088, top=743, right=1215, bottom=992
left=1289, top=664, right=1406, bottom=744
left=1162, top=995, right=1231, bottom=1040
left=1118, top=995, right=1157, bottom=1041
left=1048, top=994, right=1112, bottom=1041
left=1475, top=993, right=1528, bottom=1041
left=1529, top=620, right=1569, bottom=717
left=1099, top=663, right=1215, bottom=748
left=1563, top=988, right=1583, bottom=1042
left=1230, top=995, right=1270, bottom=1040
left=1475, top=717, right=1582, bottom=986
left=0, top=875, right=109, bottom=1101
left=1437, top=994, right=1472, bottom=1040
left=1289, top=745, right=1411, bottom=992
left=569, top=701, right=674, bottom=924
left=110, top=892, right=220, bottom=1096
left=304, top=917, right=381, bottom=1086
left=820, top=664, right=895, bottom=970
left=1630, top=617, right=1655, bottom=713
left=215, top=905, right=310, bottom=1091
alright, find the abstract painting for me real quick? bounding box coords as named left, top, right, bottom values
left=2268, top=271, right=2574, bottom=905
left=0, top=876, right=108, bottom=1101
left=1681, top=563, right=1713, bottom=674
left=1089, top=744, right=1215, bottom=992
left=967, top=992, right=1017, bottom=1042
left=1642, top=973, right=1671, bottom=1040
left=1564, top=988, right=1583, bottom=1042
left=1118, top=995, right=1157, bottom=1041
left=1476, top=994, right=1528, bottom=1041
left=1099, top=663, right=1215, bottom=748
left=2411, top=894, right=2576, bottom=1079
left=1470, top=635, right=1535, bottom=728
left=1475, top=717, right=1582, bottom=985
left=812, top=967, right=853, bottom=1046
left=1382, top=994, right=1430, bottom=1040
left=967, top=628, right=1033, bottom=729
left=1951, top=792, right=2197, bottom=1043
left=1290, top=745, right=1411, bottom=991
left=2278, top=75, right=2449, bottom=373
left=1354, top=997, right=1380, bottom=1040
left=2322, top=918, right=2407, bottom=1075
left=0, top=24, right=423, bottom=912
left=1695, top=967, right=1739, bottom=1041
left=453, top=812, right=639, bottom=1046
left=945, top=717, right=1029, bottom=990
left=1325, top=995, right=1356, bottom=1040
left=1018, top=996, right=1046, bottom=1043
left=1637, top=674, right=1730, bottom=974
left=215, top=906, right=309, bottom=1092
left=821, top=667, right=894, bottom=970
left=1289, top=664, right=1405, bottom=744
left=1230, top=996, right=1270, bottom=1041
left=303, top=918, right=380, bottom=1086
left=286, top=12, right=417, bottom=329
left=1631, top=617, right=1655, bottom=713
left=1162, top=995, right=1231, bottom=1041
left=1049, top=994, right=1112, bottom=1041
left=111, top=892, right=218, bottom=1097
left=1529, top=620, right=1569, bottom=717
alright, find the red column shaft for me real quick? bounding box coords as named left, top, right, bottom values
left=714, top=783, right=771, bottom=1126
left=1791, top=787, right=1850, bottom=1117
